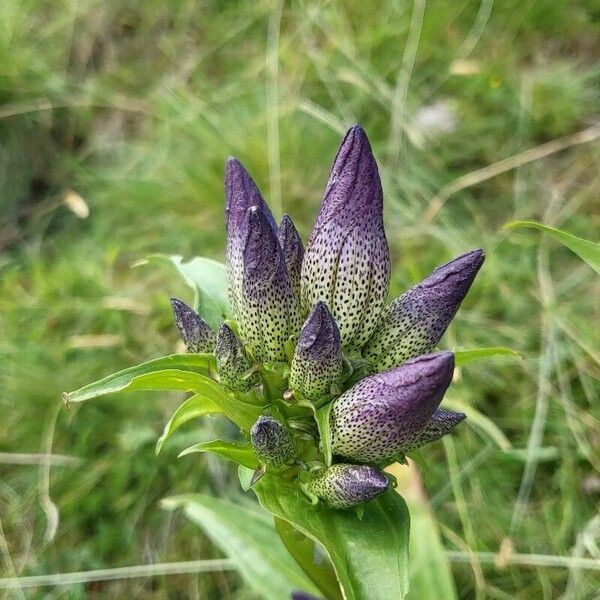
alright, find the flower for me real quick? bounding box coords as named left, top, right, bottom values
left=278, top=214, right=304, bottom=299
left=170, top=298, right=215, bottom=353
left=250, top=415, right=296, bottom=468
left=364, top=249, right=485, bottom=370
left=239, top=206, right=302, bottom=361
left=330, top=351, right=455, bottom=464
left=301, top=125, right=390, bottom=350
left=215, top=323, right=255, bottom=391
left=402, top=409, right=466, bottom=453
left=225, top=157, right=276, bottom=319
left=306, top=463, right=389, bottom=509
left=289, top=301, right=343, bottom=401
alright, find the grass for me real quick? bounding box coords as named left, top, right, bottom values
left=1, top=0, right=599, bottom=598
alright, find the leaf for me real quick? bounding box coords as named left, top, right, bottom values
left=254, top=473, right=410, bottom=600
left=63, top=354, right=263, bottom=430
left=179, top=439, right=259, bottom=469
left=163, top=494, right=320, bottom=600
left=453, top=346, right=522, bottom=366
left=443, top=399, right=511, bottom=451
left=504, top=221, right=600, bottom=275
left=275, top=517, right=343, bottom=600
left=142, top=254, right=232, bottom=327
left=314, top=403, right=333, bottom=466
left=156, top=394, right=224, bottom=455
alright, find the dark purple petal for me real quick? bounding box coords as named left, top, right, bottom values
left=291, top=593, right=322, bottom=600
left=330, top=351, right=455, bottom=464
left=301, top=125, right=390, bottom=349
left=170, top=298, right=215, bottom=353
left=215, top=323, right=255, bottom=391
left=250, top=415, right=296, bottom=468
left=225, top=158, right=276, bottom=319
left=240, top=206, right=302, bottom=361
left=306, top=464, right=389, bottom=509
left=289, top=301, right=343, bottom=401
left=402, top=409, right=466, bottom=453
left=278, top=214, right=304, bottom=298
left=364, top=249, right=485, bottom=370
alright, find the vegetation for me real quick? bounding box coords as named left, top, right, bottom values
left=1, top=1, right=598, bottom=598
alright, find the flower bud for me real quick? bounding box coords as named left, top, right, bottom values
left=225, top=157, right=276, bottom=319
left=330, top=351, right=455, bottom=464
left=240, top=206, right=302, bottom=361
left=278, top=214, right=304, bottom=299
left=301, top=125, right=390, bottom=350
left=402, top=409, right=466, bottom=453
left=364, top=249, right=485, bottom=370
left=306, top=464, right=389, bottom=509
left=291, top=593, right=322, bottom=600
left=250, top=415, right=296, bottom=468
left=215, top=323, right=254, bottom=391
left=289, top=302, right=343, bottom=401
left=170, top=298, right=215, bottom=353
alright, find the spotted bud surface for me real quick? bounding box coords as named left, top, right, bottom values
left=301, top=125, right=390, bottom=350
left=170, top=298, right=215, bottom=353
left=364, top=249, right=484, bottom=370
left=240, top=206, right=302, bottom=361
left=289, top=302, right=343, bottom=401
left=291, top=593, right=322, bottom=600
left=402, top=409, right=466, bottom=453
left=306, top=464, right=389, bottom=509
left=330, top=351, right=455, bottom=464
left=250, top=415, right=296, bottom=468
left=278, top=214, right=304, bottom=299
left=225, top=158, right=276, bottom=319
left=215, top=323, right=254, bottom=391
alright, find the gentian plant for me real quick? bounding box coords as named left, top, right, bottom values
left=65, top=125, right=487, bottom=599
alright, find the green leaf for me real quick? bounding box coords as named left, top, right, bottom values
left=156, top=394, right=224, bottom=455
left=453, top=346, right=523, bottom=366
left=163, top=494, right=320, bottom=600
left=63, top=354, right=213, bottom=404
left=314, top=403, right=333, bottom=466
left=254, top=473, right=410, bottom=600
left=504, top=220, right=600, bottom=275
left=275, top=517, right=343, bottom=600
left=142, top=254, right=232, bottom=327
left=179, top=439, right=259, bottom=469
left=63, top=354, right=263, bottom=430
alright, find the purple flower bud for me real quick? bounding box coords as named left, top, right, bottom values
left=225, top=158, right=276, bottom=319
left=250, top=415, right=296, bottom=468
left=170, top=298, right=215, bottom=353
left=330, top=351, right=455, bottom=464
left=306, top=464, right=389, bottom=509
left=289, top=302, right=343, bottom=401
left=240, top=206, right=302, bottom=361
left=402, top=409, right=466, bottom=453
left=301, top=125, right=390, bottom=350
left=364, top=249, right=485, bottom=370
left=278, top=214, right=304, bottom=299
left=215, top=323, right=255, bottom=391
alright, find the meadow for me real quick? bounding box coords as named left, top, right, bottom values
left=1, top=1, right=599, bottom=598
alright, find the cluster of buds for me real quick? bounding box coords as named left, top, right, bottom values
left=171, top=125, right=484, bottom=510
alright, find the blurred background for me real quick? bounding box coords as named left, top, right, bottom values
left=1, top=0, right=599, bottom=598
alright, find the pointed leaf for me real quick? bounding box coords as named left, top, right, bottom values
left=163, top=494, right=320, bottom=600
left=179, top=439, right=259, bottom=469
left=63, top=355, right=262, bottom=430
left=504, top=221, right=600, bottom=275
left=156, top=394, right=224, bottom=455
left=453, top=346, right=522, bottom=366
left=254, top=473, right=410, bottom=600
left=315, top=403, right=333, bottom=466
